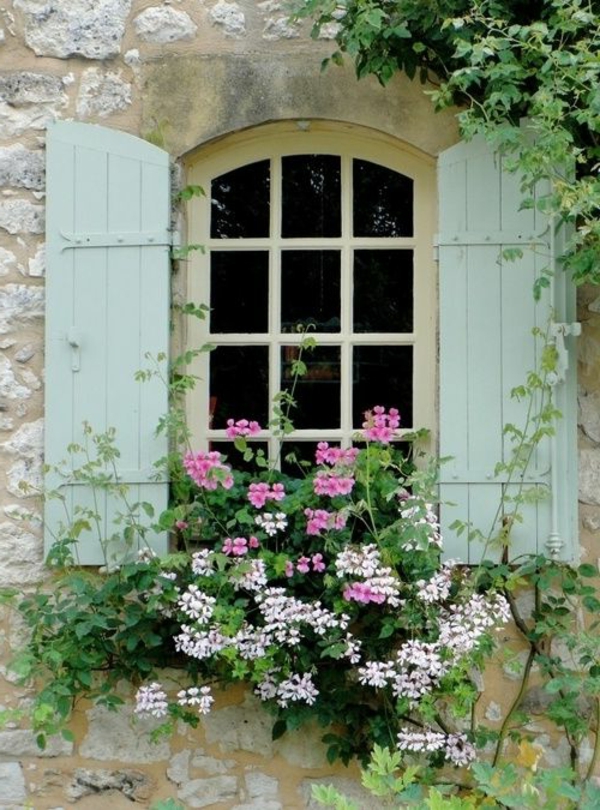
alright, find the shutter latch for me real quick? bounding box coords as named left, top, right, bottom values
left=67, top=326, right=81, bottom=372
left=547, top=322, right=581, bottom=386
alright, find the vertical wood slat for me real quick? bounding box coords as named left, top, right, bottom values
left=45, top=122, right=171, bottom=565
left=438, top=136, right=577, bottom=563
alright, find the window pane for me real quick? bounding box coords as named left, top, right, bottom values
left=281, top=251, right=341, bottom=333
left=210, top=441, right=269, bottom=474
left=211, top=161, right=270, bottom=238
left=211, top=252, right=269, bottom=333
left=282, top=155, right=341, bottom=238
left=281, top=442, right=318, bottom=475
left=353, top=159, right=413, bottom=237
left=281, top=345, right=340, bottom=429
left=210, top=346, right=269, bottom=428
left=353, top=346, right=413, bottom=428
left=353, top=250, right=413, bottom=333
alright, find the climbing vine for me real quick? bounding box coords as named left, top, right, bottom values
left=300, top=0, right=600, bottom=287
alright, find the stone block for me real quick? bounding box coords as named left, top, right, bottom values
left=0, top=146, right=44, bottom=190
left=178, top=775, right=238, bottom=808
left=0, top=762, right=26, bottom=802
left=0, top=284, right=45, bottom=336
left=579, top=448, right=600, bottom=506
left=76, top=69, right=132, bottom=118
left=134, top=8, right=198, bottom=43
left=0, top=729, right=72, bottom=758
left=209, top=2, right=246, bottom=37
left=0, top=200, right=44, bottom=235
left=202, top=695, right=274, bottom=756
left=14, top=0, right=132, bottom=60
left=0, top=72, right=66, bottom=105
left=79, top=705, right=171, bottom=763
left=67, top=769, right=154, bottom=801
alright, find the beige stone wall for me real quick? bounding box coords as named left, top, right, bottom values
left=0, top=0, right=598, bottom=807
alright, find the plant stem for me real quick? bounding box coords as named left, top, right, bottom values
left=492, top=644, right=535, bottom=766
left=584, top=696, right=600, bottom=783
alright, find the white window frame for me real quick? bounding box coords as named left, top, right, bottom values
left=185, top=121, right=437, bottom=457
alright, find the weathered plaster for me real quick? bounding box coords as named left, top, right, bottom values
left=141, top=54, right=459, bottom=157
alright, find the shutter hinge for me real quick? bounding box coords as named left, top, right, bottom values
left=547, top=321, right=582, bottom=386
left=60, top=230, right=172, bottom=250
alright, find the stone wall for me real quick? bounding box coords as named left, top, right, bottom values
left=0, top=0, right=599, bottom=807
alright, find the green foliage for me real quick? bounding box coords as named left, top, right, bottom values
left=301, top=0, right=600, bottom=286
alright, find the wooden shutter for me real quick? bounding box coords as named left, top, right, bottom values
left=438, top=136, right=578, bottom=563
left=45, top=122, right=171, bottom=565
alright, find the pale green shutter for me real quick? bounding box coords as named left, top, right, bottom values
left=45, top=122, right=171, bottom=565
left=438, top=136, right=578, bottom=563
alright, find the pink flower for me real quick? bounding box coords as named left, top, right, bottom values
left=183, top=450, right=234, bottom=490
left=249, top=536, right=260, bottom=549
left=343, top=582, right=386, bottom=604
left=362, top=406, right=401, bottom=444
left=175, top=520, right=189, bottom=530
left=223, top=537, right=249, bottom=556
left=225, top=418, right=262, bottom=439
left=313, top=471, right=355, bottom=497
left=285, top=561, right=294, bottom=577
left=304, top=508, right=347, bottom=535
left=312, top=553, right=326, bottom=573
left=296, top=556, right=311, bottom=574
left=248, top=482, right=286, bottom=508
left=315, top=442, right=359, bottom=467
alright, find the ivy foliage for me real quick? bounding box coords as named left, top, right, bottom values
left=301, top=0, right=600, bottom=286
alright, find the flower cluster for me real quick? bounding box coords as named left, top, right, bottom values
left=304, top=507, right=347, bottom=535
left=397, top=729, right=476, bottom=767
left=222, top=535, right=259, bottom=556
left=248, top=481, right=286, bottom=508
left=225, top=418, right=261, bottom=439
left=183, top=450, right=234, bottom=491
left=362, top=405, right=400, bottom=443
left=255, top=512, right=287, bottom=536
left=131, top=407, right=512, bottom=771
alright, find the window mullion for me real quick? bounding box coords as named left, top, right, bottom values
left=340, top=152, right=353, bottom=444
left=270, top=156, right=282, bottom=461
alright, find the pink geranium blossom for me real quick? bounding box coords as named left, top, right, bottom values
left=225, top=418, right=262, bottom=439
left=315, top=442, right=359, bottom=467
left=361, top=405, right=401, bottom=444
left=305, top=507, right=348, bottom=535
left=313, top=471, right=355, bottom=497
left=223, top=537, right=250, bottom=556
left=183, top=450, right=234, bottom=490
left=343, top=581, right=387, bottom=604
left=248, top=481, right=286, bottom=508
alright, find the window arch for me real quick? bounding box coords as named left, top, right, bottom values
left=185, top=122, right=436, bottom=461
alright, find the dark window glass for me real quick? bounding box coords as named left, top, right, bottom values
left=282, top=155, right=341, bottom=238
left=210, top=441, right=269, bottom=474
left=281, top=251, right=340, bottom=333
left=353, top=159, right=413, bottom=237
left=211, top=161, right=270, bottom=238
left=353, top=346, right=413, bottom=428
left=281, top=345, right=340, bottom=429
left=281, top=442, right=318, bottom=476
left=210, top=252, right=269, bottom=333
left=353, top=250, right=413, bottom=333
left=210, top=346, right=269, bottom=428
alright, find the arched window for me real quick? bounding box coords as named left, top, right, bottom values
left=186, top=122, right=436, bottom=463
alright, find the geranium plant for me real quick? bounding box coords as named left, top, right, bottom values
left=133, top=407, right=511, bottom=766
left=12, top=397, right=512, bottom=766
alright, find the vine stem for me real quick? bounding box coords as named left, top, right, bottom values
left=584, top=697, right=600, bottom=783
left=492, top=644, right=535, bottom=767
